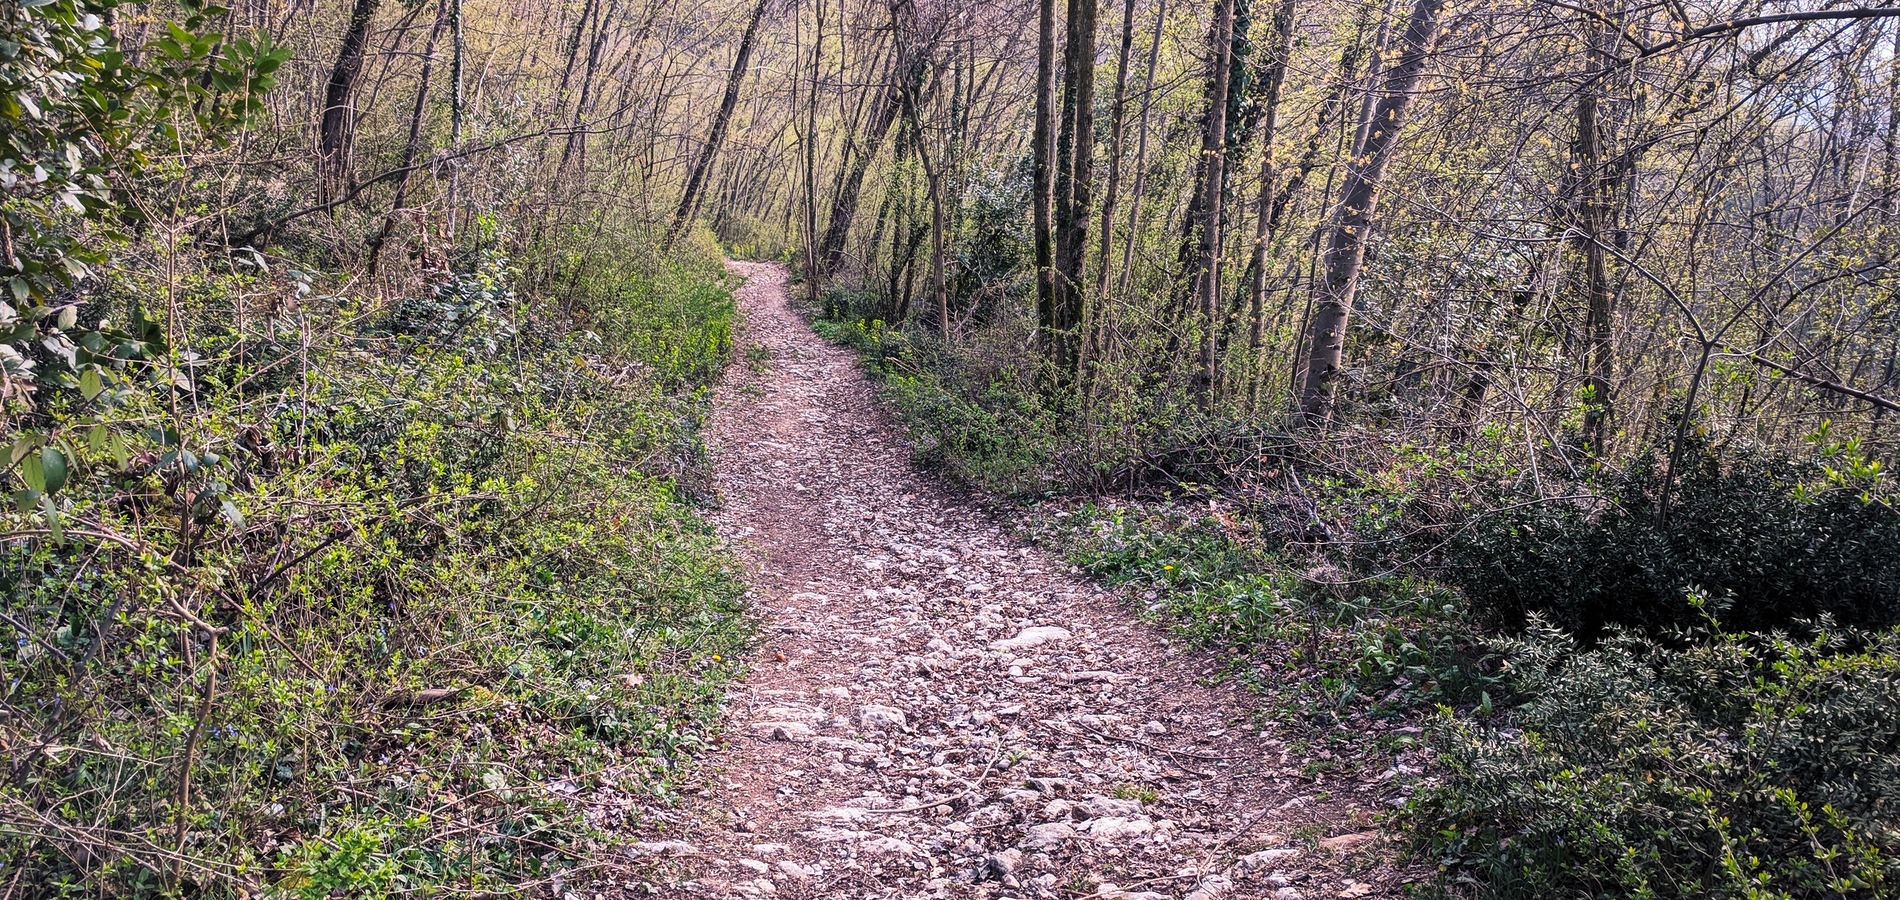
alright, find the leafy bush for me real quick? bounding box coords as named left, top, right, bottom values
left=1410, top=608, right=1900, bottom=899
left=1442, top=443, right=1900, bottom=637
left=1047, top=501, right=1489, bottom=723
left=0, top=236, right=750, bottom=894
left=811, top=313, right=1060, bottom=495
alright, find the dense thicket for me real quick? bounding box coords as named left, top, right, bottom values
left=1, top=0, right=764, bottom=892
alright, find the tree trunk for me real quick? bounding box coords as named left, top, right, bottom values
left=1241, top=0, right=1298, bottom=398
left=1053, top=0, right=1100, bottom=377
left=446, top=0, right=465, bottom=235
left=1033, top=0, right=1059, bottom=360
left=560, top=0, right=620, bottom=173
left=1095, top=0, right=1141, bottom=303
left=1117, top=0, right=1171, bottom=300
left=1298, top=0, right=1443, bottom=420
left=1883, top=21, right=1900, bottom=214
left=318, top=0, right=385, bottom=195
left=665, top=0, right=769, bottom=251
left=366, top=0, right=449, bottom=274
left=1573, top=5, right=1620, bottom=455
left=803, top=0, right=824, bottom=303
left=1188, top=0, right=1237, bottom=399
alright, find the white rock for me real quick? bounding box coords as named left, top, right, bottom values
left=627, top=840, right=697, bottom=856
left=985, top=848, right=1024, bottom=877
left=735, top=859, right=770, bottom=874
left=749, top=721, right=814, bottom=741
left=1021, top=822, right=1076, bottom=848
left=1081, top=816, right=1154, bottom=839
left=1082, top=795, right=1145, bottom=818
left=990, top=626, right=1073, bottom=651
left=1237, top=848, right=1302, bottom=870
left=760, top=705, right=825, bottom=721
left=807, top=806, right=870, bottom=822
left=733, top=877, right=776, bottom=897
left=859, top=834, right=922, bottom=855
left=1185, top=875, right=1235, bottom=900
left=858, top=704, right=908, bottom=730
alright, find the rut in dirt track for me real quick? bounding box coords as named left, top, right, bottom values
left=629, top=262, right=1404, bottom=900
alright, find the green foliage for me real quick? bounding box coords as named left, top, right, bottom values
left=1442, top=443, right=1900, bottom=637
left=1409, top=610, right=1900, bottom=899
left=1046, top=501, right=1489, bottom=723
left=0, top=230, right=749, bottom=894
left=0, top=0, right=285, bottom=405
left=812, top=311, right=1060, bottom=495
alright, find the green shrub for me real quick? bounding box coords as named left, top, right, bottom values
left=1049, top=501, right=1488, bottom=722
left=1442, top=444, right=1900, bottom=637
left=0, top=232, right=750, bottom=894
left=1410, top=608, right=1900, bottom=899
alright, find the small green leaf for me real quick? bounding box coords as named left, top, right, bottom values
left=39, top=447, right=67, bottom=493
left=21, top=453, right=44, bottom=492
left=79, top=366, right=102, bottom=399
left=41, top=493, right=61, bottom=543
left=9, top=432, right=43, bottom=465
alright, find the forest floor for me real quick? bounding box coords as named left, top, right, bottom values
left=629, top=262, right=1415, bottom=900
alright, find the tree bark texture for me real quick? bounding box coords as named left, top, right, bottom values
left=666, top=0, right=770, bottom=251
left=1298, top=0, right=1443, bottom=419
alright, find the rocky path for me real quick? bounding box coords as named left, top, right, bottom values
left=632, top=262, right=1404, bottom=899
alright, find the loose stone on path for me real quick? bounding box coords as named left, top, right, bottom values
left=626, top=261, right=1405, bottom=899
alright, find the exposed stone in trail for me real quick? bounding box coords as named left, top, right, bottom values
left=632, top=262, right=1405, bottom=899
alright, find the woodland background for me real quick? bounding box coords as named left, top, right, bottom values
left=2, top=0, right=1899, bottom=895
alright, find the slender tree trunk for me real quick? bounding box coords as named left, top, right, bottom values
left=318, top=0, right=385, bottom=195
left=1189, top=0, right=1237, bottom=399
left=1053, top=0, right=1100, bottom=377
left=561, top=0, right=620, bottom=173
left=366, top=0, right=449, bottom=274
left=1298, top=0, right=1443, bottom=420
left=1095, top=0, right=1140, bottom=302
left=446, top=0, right=465, bottom=235
left=1242, top=0, right=1298, bottom=401
left=804, top=0, right=824, bottom=303
left=1033, top=0, right=1058, bottom=357
left=1883, top=21, right=1900, bottom=214
left=665, top=0, right=770, bottom=251
left=1117, top=0, right=1170, bottom=300
left=1574, top=85, right=1615, bottom=454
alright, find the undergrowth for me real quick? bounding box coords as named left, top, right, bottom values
left=1, top=228, right=751, bottom=895
left=1407, top=607, right=1900, bottom=899
left=806, top=294, right=1900, bottom=899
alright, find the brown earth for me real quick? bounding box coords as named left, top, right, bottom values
left=625, top=261, right=1413, bottom=900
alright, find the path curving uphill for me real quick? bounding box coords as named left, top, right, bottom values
left=634, top=262, right=1402, bottom=899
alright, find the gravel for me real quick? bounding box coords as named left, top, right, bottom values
left=622, top=262, right=1408, bottom=899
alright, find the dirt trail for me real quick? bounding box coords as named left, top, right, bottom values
left=633, top=262, right=1403, bottom=899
